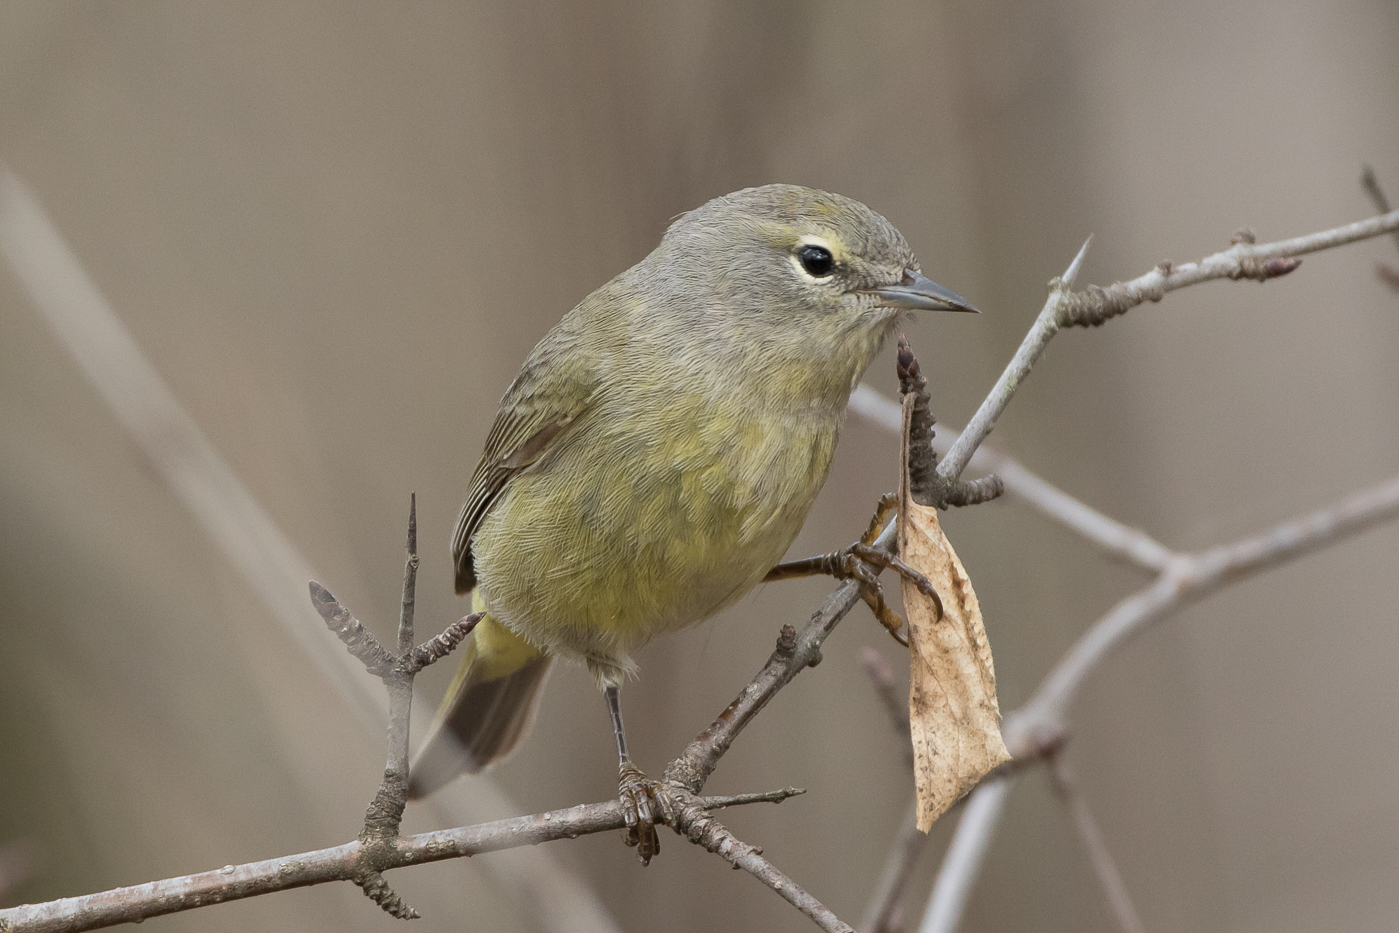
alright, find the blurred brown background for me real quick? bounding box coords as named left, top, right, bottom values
left=2, top=3, right=1398, bottom=932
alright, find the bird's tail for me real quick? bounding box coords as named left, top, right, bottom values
left=408, top=604, right=551, bottom=799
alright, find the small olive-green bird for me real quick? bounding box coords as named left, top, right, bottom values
left=409, top=184, right=975, bottom=861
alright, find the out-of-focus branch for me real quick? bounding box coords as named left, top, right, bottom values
left=860, top=646, right=912, bottom=746
left=1013, top=472, right=1399, bottom=746
left=1360, top=165, right=1399, bottom=291
left=0, top=791, right=802, bottom=933
left=860, top=802, right=927, bottom=933
left=0, top=166, right=622, bottom=933
left=1047, top=761, right=1147, bottom=933
left=850, top=387, right=1178, bottom=573
left=0, top=838, right=35, bottom=903
left=917, top=778, right=1014, bottom=933
left=921, top=473, right=1399, bottom=933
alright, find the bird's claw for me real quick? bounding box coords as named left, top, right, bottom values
left=618, top=762, right=674, bottom=866
left=762, top=493, right=942, bottom=644
left=839, top=495, right=944, bottom=640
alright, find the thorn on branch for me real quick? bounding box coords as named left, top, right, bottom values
left=702, top=787, right=807, bottom=808
left=309, top=581, right=398, bottom=678
left=398, top=493, right=419, bottom=655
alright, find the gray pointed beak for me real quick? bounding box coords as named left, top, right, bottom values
left=863, top=269, right=979, bottom=313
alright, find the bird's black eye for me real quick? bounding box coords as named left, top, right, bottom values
left=796, top=244, right=834, bottom=278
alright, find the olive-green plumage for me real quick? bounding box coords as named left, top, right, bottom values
left=410, top=185, right=974, bottom=798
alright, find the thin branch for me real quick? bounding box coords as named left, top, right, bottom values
left=916, top=777, right=1014, bottom=933
left=860, top=801, right=928, bottom=933
left=860, top=646, right=912, bottom=746
left=308, top=501, right=483, bottom=919
left=1014, top=472, right=1399, bottom=745
left=352, top=497, right=423, bottom=919
left=308, top=582, right=397, bottom=677
left=1048, top=761, right=1147, bottom=933
left=918, top=474, right=1399, bottom=933
left=668, top=790, right=851, bottom=933
left=937, top=236, right=1093, bottom=481
left=0, top=791, right=802, bottom=933
left=850, top=387, right=1178, bottom=572
left=0, top=838, right=35, bottom=902
left=943, top=208, right=1399, bottom=481
left=1359, top=166, right=1399, bottom=291
left=665, top=597, right=860, bottom=793
left=401, top=613, right=482, bottom=674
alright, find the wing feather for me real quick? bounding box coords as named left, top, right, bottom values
left=451, top=363, right=595, bottom=594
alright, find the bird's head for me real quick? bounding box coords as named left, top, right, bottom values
left=642, top=185, right=976, bottom=342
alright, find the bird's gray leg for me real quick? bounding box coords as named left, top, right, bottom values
left=606, top=685, right=674, bottom=866
left=763, top=492, right=942, bottom=643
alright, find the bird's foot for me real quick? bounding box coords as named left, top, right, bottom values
left=618, top=761, right=675, bottom=866
left=763, top=493, right=942, bottom=643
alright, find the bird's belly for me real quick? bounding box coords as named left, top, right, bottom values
left=471, top=406, right=841, bottom=674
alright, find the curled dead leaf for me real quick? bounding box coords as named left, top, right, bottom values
left=898, top=392, right=1011, bottom=832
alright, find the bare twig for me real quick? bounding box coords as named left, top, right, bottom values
left=860, top=802, right=928, bottom=933
left=1048, top=761, right=1147, bottom=933
left=668, top=789, right=852, bottom=933
left=1360, top=166, right=1399, bottom=290
left=309, top=499, right=484, bottom=920
left=666, top=604, right=860, bottom=793
left=850, top=387, right=1179, bottom=573
left=917, top=777, right=1014, bottom=933
left=895, top=336, right=1003, bottom=510
left=1013, top=472, right=1399, bottom=746
left=0, top=838, right=35, bottom=902
left=940, top=207, right=1399, bottom=482
left=937, top=236, right=1093, bottom=482
left=920, top=474, right=1399, bottom=933
left=352, top=497, right=423, bottom=919
left=860, top=646, right=912, bottom=745
left=1055, top=208, right=1399, bottom=328
left=401, top=614, right=482, bottom=674
left=0, top=791, right=802, bottom=933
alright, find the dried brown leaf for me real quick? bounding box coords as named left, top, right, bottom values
left=898, top=394, right=1011, bottom=832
